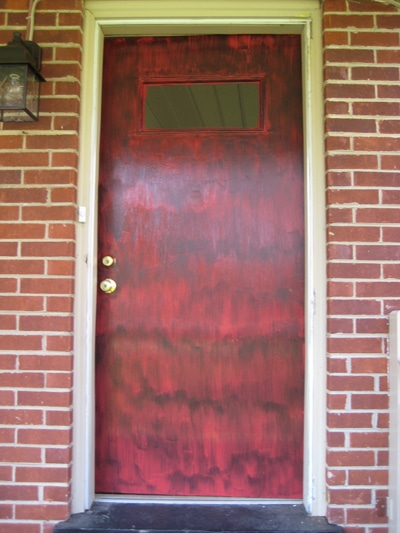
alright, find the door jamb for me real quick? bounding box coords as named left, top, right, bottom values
left=73, top=0, right=325, bottom=517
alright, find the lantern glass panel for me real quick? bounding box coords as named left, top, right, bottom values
left=0, top=64, right=40, bottom=121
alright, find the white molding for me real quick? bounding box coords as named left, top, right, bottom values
left=73, top=0, right=325, bottom=516
left=389, top=311, right=400, bottom=532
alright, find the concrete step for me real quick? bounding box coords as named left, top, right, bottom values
left=55, top=502, right=344, bottom=533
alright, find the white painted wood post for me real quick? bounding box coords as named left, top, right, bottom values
left=389, top=311, right=400, bottom=532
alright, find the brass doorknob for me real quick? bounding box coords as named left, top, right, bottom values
left=102, top=255, right=116, bottom=267
left=100, top=278, right=117, bottom=294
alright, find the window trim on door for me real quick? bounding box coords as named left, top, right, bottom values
left=74, top=0, right=325, bottom=517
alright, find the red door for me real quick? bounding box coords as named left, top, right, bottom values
left=95, top=34, right=304, bottom=499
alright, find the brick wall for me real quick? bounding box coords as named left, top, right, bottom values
left=0, top=0, right=399, bottom=531
left=0, top=0, right=83, bottom=531
left=324, top=0, right=400, bottom=531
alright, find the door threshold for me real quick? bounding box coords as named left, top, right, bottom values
left=55, top=501, right=344, bottom=533
left=95, top=494, right=303, bottom=505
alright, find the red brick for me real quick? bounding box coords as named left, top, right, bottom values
left=52, top=151, right=79, bottom=168
left=325, top=100, right=351, bottom=116
left=26, top=134, right=78, bottom=150
left=24, top=169, right=76, bottom=185
left=47, top=259, right=75, bottom=276
left=20, top=277, right=73, bottom=294
left=328, top=393, right=347, bottom=410
left=0, top=315, right=16, bottom=330
left=46, top=374, right=72, bottom=390
left=47, top=296, right=74, bottom=313
left=327, top=431, right=345, bottom=447
left=327, top=468, right=347, bottom=486
left=352, top=357, right=388, bottom=374
left=327, top=154, right=378, bottom=170
left=0, top=152, right=49, bottom=167
left=0, top=206, right=19, bottom=221
left=0, top=485, right=38, bottom=501
left=0, top=523, right=40, bottom=533
left=324, top=14, right=374, bottom=29
left=19, top=315, right=73, bottom=332
left=328, top=299, right=381, bottom=316
left=325, top=48, right=374, bottom=63
left=356, top=244, right=400, bottom=260
left=0, top=335, right=42, bottom=351
left=354, top=172, right=400, bottom=187
left=352, top=67, right=399, bottom=81
left=0, top=296, right=43, bottom=311
left=0, top=278, right=17, bottom=294
left=356, top=318, right=388, bottom=334
left=0, top=372, right=44, bottom=388
left=0, top=391, right=14, bottom=406
left=0, top=466, right=13, bottom=481
left=328, top=226, right=381, bottom=242
left=350, top=432, right=388, bottom=448
left=347, top=507, right=387, bottom=524
left=355, top=136, right=400, bottom=152
left=326, top=118, right=376, bottom=133
left=45, top=447, right=72, bottom=465
left=328, top=263, right=380, bottom=279
left=0, top=135, right=23, bottom=149
left=0, top=354, right=16, bottom=370
left=46, top=335, right=73, bottom=352
left=15, top=466, right=70, bottom=483
left=327, top=208, right=353, bottom=224
left=349, top=469, right=388, bottom=486
left=0, top=223, right=45, bottom=239
left=19, top=355, right=72, bottom=371
left=0, top=504, right=12, bottom=519
left=354, top=102, right=400, bottom=117
left=18, top=391, right=72, bottom=408
left=0, top=188, right=47, bottom=203
left=0, top=260, right=44, bottom=275
left=352, top=31, right=399, bottom=46
left=44, top=485, right=69, bottom=502
left=18, top=428, right=71, bottom=446
left=383, top=264, right=400, bottom=278
left=328, top=449, right=375, bottom=466
left=0, top=447, right=41, bottom=463
left=0, top=170, right=21, bottom=184
left=382, top=155, right=400, bottom=170
left=325, top=136, right=351, bottom=151
left=0, top=242, right=19, bottom=257
left=16, top=502, right=69, bottom=521
left=327, top=189, right=378, bottom=204
left=328, top=282, right=354, bottom=297
left=351, top=394, right=389, bottom=410
left=48, top=224, right=75, bottom=240
left=328, top=318, right=353, bottom=334
left=22, top=205, right=76, bottom=222
left=328, top=337, right=382, bottom=354
left=376, top=14, right=400, bottom=28
left=325, top=65, right=349, bottom=80
left=378, top=85, right=400, bottom=99
left=377, top=413, right=389, bottom=428
left=377, top=49, right=400, bottom=63
left=54, top=115, right=80, bottom=131
left=325, top=83, right=374, bottom=99
left=0, top=409, right=43, bottom=425
left=0, top=428, right=15, bottom=443
left=328, top=412, right=373, bottom=429
left=327, top=244, right=353, bottom=260
left=329, top=488, right=371, bottom=505
left=357, top=281, right=400, bottom=297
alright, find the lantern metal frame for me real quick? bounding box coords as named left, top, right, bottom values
left=0, top=32, right=45, bottom=122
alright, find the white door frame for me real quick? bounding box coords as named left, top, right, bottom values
left=73, top=0, right=326, bottom=517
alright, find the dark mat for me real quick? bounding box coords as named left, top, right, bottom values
left=55, top=502, right=343, bottom=533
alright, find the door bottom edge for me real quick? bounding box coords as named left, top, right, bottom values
left=95, top=494, right=304, bottom=505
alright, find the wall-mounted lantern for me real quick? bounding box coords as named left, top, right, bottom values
left=0, top=32, right=45, bottom=122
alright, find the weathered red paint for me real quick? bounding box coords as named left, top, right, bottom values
left=95, top=35, right=304, bottom=498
